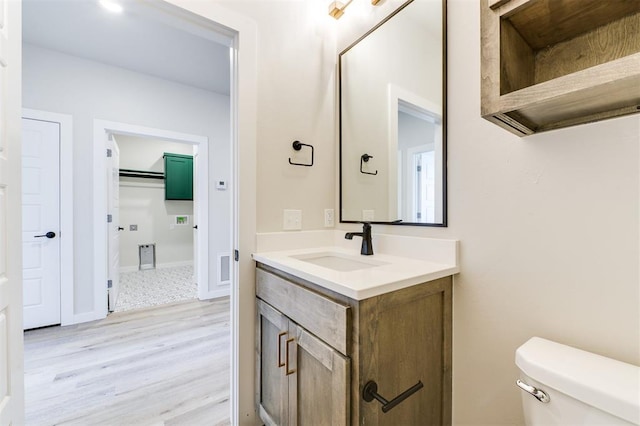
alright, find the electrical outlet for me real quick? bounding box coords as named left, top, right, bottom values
left=324, top=209, right=334, bottom=227
left=283, top=209, right=302, bottom=230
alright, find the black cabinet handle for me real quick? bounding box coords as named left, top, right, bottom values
left=34, top=231, right=56, bottom=239
left=363, top=380, right=424, bottom=413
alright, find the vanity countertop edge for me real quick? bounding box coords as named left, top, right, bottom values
left=252, top=245, right=459, bottom=300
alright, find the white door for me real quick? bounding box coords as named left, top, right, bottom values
left=21, top=118, right=61, bottom=329
left=0, top=0, right=25, bottom=422
left=107, top=134, right=120, bottom=311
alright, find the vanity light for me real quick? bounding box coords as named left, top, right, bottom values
left=99, top=0, right=123, bottom=13
left=328, top=0, right=352, bottom=19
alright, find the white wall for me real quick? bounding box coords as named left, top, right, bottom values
left=22, top=44, right=231, bottom=315
left=338, top=1, right=640, bottom=424
left=216, top=0, right=337, bottom=233
left=117, top=136, right=194, bottom=270
left=217, top=0, right=639, bottom=424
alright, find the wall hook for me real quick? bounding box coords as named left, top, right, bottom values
left=288, top=140, right=314, bottom=167
left=360, top=153, right=378, bottom=175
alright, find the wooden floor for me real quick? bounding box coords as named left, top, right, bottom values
left=24, top=298, right=231, bottom=426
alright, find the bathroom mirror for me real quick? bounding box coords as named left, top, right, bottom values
left=339, top=0, right=446, bottom=226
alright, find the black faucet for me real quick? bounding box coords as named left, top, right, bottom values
left=345, top=222, right=374, bottom=256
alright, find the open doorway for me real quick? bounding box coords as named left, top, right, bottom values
left=21, top=0, right=237, bottom=423
left=95, top=122, right=221, bottom=316
left=107, top=133, right=226, bottom=313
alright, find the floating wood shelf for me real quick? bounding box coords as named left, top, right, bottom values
left=481, top=0, right=640, bottom=136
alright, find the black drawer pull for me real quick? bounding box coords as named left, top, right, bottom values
left=362, top=380, right=424, bottom=413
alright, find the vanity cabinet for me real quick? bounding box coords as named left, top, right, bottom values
left=481, top=0, right=640, bottom=136
left=255, top=264, right=452, bottom=425
left=256, top=281, right=350, bottom=425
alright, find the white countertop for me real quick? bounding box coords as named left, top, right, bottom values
left=252, top=246, right=459, bottom=300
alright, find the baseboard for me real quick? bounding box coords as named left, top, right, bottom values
left=64, top=310, right=104, bottom=326
left=120, top=260, right=194, bottom=273
left=199, top=287, right=230, bottom=300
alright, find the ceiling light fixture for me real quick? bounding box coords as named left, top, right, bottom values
left=328, top=0, right=353, bottom=19
left=99, top=0, right=123, bottom=13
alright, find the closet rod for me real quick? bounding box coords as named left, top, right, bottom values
left=119, top=168, right=165, bottom=179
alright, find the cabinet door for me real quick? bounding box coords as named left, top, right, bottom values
left=287, top=321, right=350, bottom=426
left=257, top=299, right=289, bottom=425
left=164, top=153, right=193, bottom=200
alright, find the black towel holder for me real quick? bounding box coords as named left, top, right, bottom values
left=288, top=141, right=314, bottom=167
left=360, top=153, right=378, bottom=175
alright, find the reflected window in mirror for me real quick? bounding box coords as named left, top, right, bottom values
left=339, top=0, right=446, bottom=226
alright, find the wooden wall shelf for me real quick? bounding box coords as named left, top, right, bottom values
left=481, top=0, right=640, bottom=136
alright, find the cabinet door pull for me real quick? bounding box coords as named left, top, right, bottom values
left=277, top=332, right=287, bottom=368
left=285, top=338, right=296, bottom=376
left=362, top=380, right=424, bottom=413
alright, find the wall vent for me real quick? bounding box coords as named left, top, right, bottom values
left=217, top=253, right=231, bottom=286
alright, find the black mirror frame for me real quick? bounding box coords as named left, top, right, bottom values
left=338, top=0, right=447, bottom=227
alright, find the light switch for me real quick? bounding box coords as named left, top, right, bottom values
left=283, top=209, right=302, bottom=230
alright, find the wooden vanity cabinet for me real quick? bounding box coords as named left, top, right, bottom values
left=255, top=263, right=452, bottom=425
left=256, top=299, right=350, bottom=425
left=481, top=0, right=640, bottom=135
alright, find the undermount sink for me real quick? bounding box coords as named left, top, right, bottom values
left=291, top=252, right=388, bottom=272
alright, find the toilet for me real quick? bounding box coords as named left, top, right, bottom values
left=515, top=337, right=640, bottom=425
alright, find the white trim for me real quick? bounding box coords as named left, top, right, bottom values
left=21, top=108, right=75, bottom=326
left=94, top=120, right=209, bottom=321
left=387, top=84, right=443, bottom=224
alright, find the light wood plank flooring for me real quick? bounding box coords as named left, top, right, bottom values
left=24, top=298, right=230, bottom=426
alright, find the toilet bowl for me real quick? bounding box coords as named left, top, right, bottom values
left=516, top=337, right=640, bottom=425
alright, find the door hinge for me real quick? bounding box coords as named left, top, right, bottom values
left=416, top=165, right=422, bottom=172
left=106, top=148, right=112, bottom=158
left=234, top=249, right=239, bottom=262
left=107, top=279, right=113, bottom=288
left=107, top=214, right=113, bottom=223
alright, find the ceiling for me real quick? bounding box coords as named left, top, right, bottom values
left=22, top=0, right=231, bottom=95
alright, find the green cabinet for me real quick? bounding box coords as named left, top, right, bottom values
left=164, top=153, right=193, bottom=200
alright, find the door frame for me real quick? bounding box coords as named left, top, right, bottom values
left=94, top=120, right=211, bottom=318
left=85, top=2, right=257, bottom=423
left=21, top=108, right=74, bottom=326
left=16, top=1, right=258, bottom=424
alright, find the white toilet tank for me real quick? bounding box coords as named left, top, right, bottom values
left=516, top=337, right=640, bottom=425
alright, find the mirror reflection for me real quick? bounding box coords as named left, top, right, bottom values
left=339, top=0, right=446, bottom=226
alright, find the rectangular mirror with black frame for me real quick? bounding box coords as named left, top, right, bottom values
left=339, top=0, right=447, bottom=226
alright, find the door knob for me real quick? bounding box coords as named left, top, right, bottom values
left=34, top=231, right=56, bottom=239
left=118, top=227, right=124, bottom=231
left=193, top=225, right=198, bottom=229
